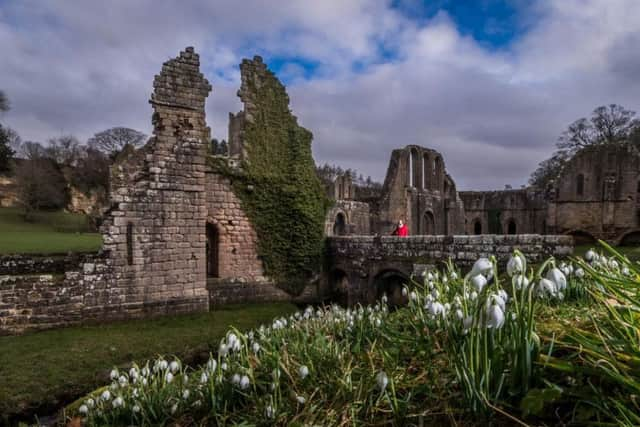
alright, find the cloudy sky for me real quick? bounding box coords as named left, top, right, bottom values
left=1, top=0, right=639, bottom=190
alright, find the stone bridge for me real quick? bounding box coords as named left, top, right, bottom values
left=325, top=234, right=573, bottom=305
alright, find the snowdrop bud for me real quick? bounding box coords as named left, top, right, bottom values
left=470, top=258, right=492, bottom=277
left=240, top=375, right=250, bottom=390
left=376, top=371, right=388, bottom=392
left=546, top=268, right=567, bottom=291
left=252, top=342, right=261, bottom=354
left=182, top=389, right=190, bottom=400
left=266, top=405, right=275, bottom=419
left=232, top=373, right=241, bottom=385
left=471, top=274, right=487, bottom=293
left=584, top=250, right=595, bottom=262
left=141, top=367, right=150, bottom=377
left=169, top=361, right=180, bottom=373
left=78, top=405, right=89, bottom=415
left=171, top=404, right=177, bottom=414
left=381, top=294, right=388, bottom=304
left=207, top=359, right=217, bottom=372
left=299, top=365, right=309, bottom=379
left=200, top=372, right=209, bottom=384
left=486, top=303, right=505, bottom=329
left=296, top=395, right=306, bottom=404
left=219, top=343, right=229, bottom=357
left=401, top=287, right=408, bottom=297
left=507, top=255, right=524, bottom=277
left=375, top=318, right=382, bottom=327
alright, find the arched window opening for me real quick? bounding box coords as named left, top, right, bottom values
left=473, top=219, right=482, bottom=235
left=333, top=213, right=347, bottom=236
left=374, top=270, right=409, bottom=308
left=576, top=174, right=584, bottom=196
left=206, top=223, right=219, bottom=278
left=434, top=157, right=443, bottom=191
left=126, top=222, right=134, bottom=265
left=410, top=149, right=420, bottom=188
left=422, top=154, right=430, bottom=189
left=422, top=211, right=435, bottom=235
left=507, top=219, right=517, bottom=235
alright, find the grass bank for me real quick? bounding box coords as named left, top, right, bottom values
left=0, top=207, right=101, bottom=254
left=0, top=303, right=297, bottom=424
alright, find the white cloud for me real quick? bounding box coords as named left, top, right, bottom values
left=0, top=0, right=639, bottom=190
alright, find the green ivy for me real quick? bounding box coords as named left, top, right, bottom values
left=211, top=64, right=329, bottom=295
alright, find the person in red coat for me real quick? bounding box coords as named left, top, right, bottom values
left=393, top=219, right=408, bottom=236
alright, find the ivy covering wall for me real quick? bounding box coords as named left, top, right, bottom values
left=214, top=57, right=329, bottom=295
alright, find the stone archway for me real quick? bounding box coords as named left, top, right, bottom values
left=507, top=219, right=517, bottom=235
left=206, top=223, right=220, bottom=278
left=473, top=218, right=482, bottom=235
left=567, top=230, right=597, bottom=245
left=422, top=211, right=435, bottom=235
left=619, top=231, right=640, bottom=246
left=329, top=269, right=350, bottom=306
left=373, top=269, right=409, bottom=307
left=333, top=212, right=347, bottom=236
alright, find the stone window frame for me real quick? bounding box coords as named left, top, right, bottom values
left=126, top=222, right=134, bottom=266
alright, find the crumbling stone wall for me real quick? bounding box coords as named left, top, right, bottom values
left=459, top=189, right=547, bottom=236
left=100, top=47, right=212, bottom=316
left=373, top=145, right=465, bottom=235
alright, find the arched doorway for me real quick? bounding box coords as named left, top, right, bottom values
left=422, top=211, right=435, bottom=235
left=329, top=269, right=350, bottom=306
left=333, top=213, right=347, bottom=236
left=507, top=219, right=517, bottom=235
left=206, top=223, right=219, bottom=278
left=473, top=219, right=482, bottom=235
left=374, top=270, right=409, bottom=308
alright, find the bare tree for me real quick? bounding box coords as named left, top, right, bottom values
left=46, top=134, right=81, bottom=167
left=0, top=90, right=8, bottom=113
left=88, top=127, right=147, bottom=157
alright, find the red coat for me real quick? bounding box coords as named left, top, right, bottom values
left=394, top=224, right=409, bottom=236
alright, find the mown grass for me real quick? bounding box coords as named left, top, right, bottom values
left=0, top=303, right=297, bottom=424
left=0, top=207, right=102, bottom=254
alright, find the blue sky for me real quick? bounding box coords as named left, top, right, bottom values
left=1, top=0, right=639, bottom=189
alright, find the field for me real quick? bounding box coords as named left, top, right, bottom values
left=0, top=207, right=102, bottom=254
left=0, top=303, right=297, bottom=424
left=62, top=246, right=640, bottom=426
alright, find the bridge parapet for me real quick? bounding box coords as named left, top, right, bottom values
left=326, top=234, right=574, bottom=305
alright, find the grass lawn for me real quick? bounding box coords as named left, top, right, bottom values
left=0, top=207, right=102, bottom=254
left=0, top=303, right=297, bottom=424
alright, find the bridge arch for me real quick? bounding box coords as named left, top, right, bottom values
left=373, top=269, right=409, bottom=307
left=566, top=229, right=597, bottom=245
left=473, top=218, right=482, bottom=235
left=618, top=230, right=640, bottom=246
left=506, top=218, right=517, bottom=235
left=333, top=211, right=348, bottom=236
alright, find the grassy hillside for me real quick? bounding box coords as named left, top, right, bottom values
left=0, top=207, right=102, bottom=254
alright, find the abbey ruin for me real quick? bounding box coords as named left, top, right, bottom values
left=1, top=47, right=636, bottom=334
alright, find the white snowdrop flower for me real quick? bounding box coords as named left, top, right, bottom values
left=141, top=378, right=148, bottom=386
left=454, top=295, right=462, bottom=306
left=85, top=398, right=95, bottom=408
left=110, top=369, right=119, bottom=380
left=252, top=342, right=261, bottom=354
left=561, top=266, right=571, bottom=277
left=171, top=403, right=178, bottom=414
left=169, top=361, right=180, bottom=373
left=429, top=301, right=446, bottom=318
left=471, top=274, right=487, bottom=293
left=165, top=372, right=174, bottom=384
left=376, top=371, right=388, bottom=392
left=610, top=260, right=619, bottom=269
left=118, top=375, right=128, bottom=388
left=375, top=317, right=382, bottom=327
left=409, top=291, right=418, bottom=302
left=442, top=276, right=448, bottom=285
left=455, top=309, right=464, bottom=320
left=498, top=289, right=509, bottom=304
left=622, top=266, right=630, bottom=276
left=248, top=331, right=254, bottom=340
left=507, top=255, right=524, bottom=277
left=183, top=374, right=189, bottom=384
left=558, top=291, right=565, bottom=301
left=401, top=287, right=408, bottom=297
left=158, top=359, right=168, bottom=371
left=450, top=271, right=458, bottom=280
left=200, top=372, right=209, bottom=384
left=141, top=366, right=150, bottom=377
left=546, top=268, right=567, bottom=291
left=194, top=400, right=202, bottom=407
left=101, top=390, right=111, bottom=401
left=112, top=396, right=124, bottom=408
left=444, top=285, right=449, bottom=293
left=232, top=340, right=242, bottom=352
left=219, top=343, right=229, bottom=357
left=129, top=367, right=139, bottom=379
left=299, top=365, right=309, bottom=379
left=514, top=274, right=529, bottom=290
left=240, top=375, right=250, bottom=390
left=511, top=312, right=517, bottom=321
left=470, top=258, right=492, bottom=278
left=232, top=373, right=241, bottom=385
left=265, top=404, right=275, bottom=419
left=207, top=359, right=217, bottom=372
left=296, top=395, right=306, bottom=404
left=381, top=294, right=388, bottom=304
left=575, top=268, right=585, bottom=278
left=78, top=405, right=89, bottom=415
left=487, top=293, right=506, bottom=313
left=132, top=404, right=141, bottom=413
left=537, top=278, right=557, bottom=297
left=470, top=291, right=478, bottom=300
left=227, top=333, right=237, bottom=346
left=585, top=250, right=596, bottom=262
left=463, top=315, right=473, bottom=331
left=431, top=289, right=440, bottom=299
left=486, top=303, right=505, bottom=329
left=444, top=302, right=451, bottom=311
left=182, top=389, right=190, bottom=400
left=425, top=294, right=434, bottom=303
left=132, top=388, right=139, bottom=398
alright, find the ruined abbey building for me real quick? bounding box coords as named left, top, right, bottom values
left=327, top=142, right=640, bottom=246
